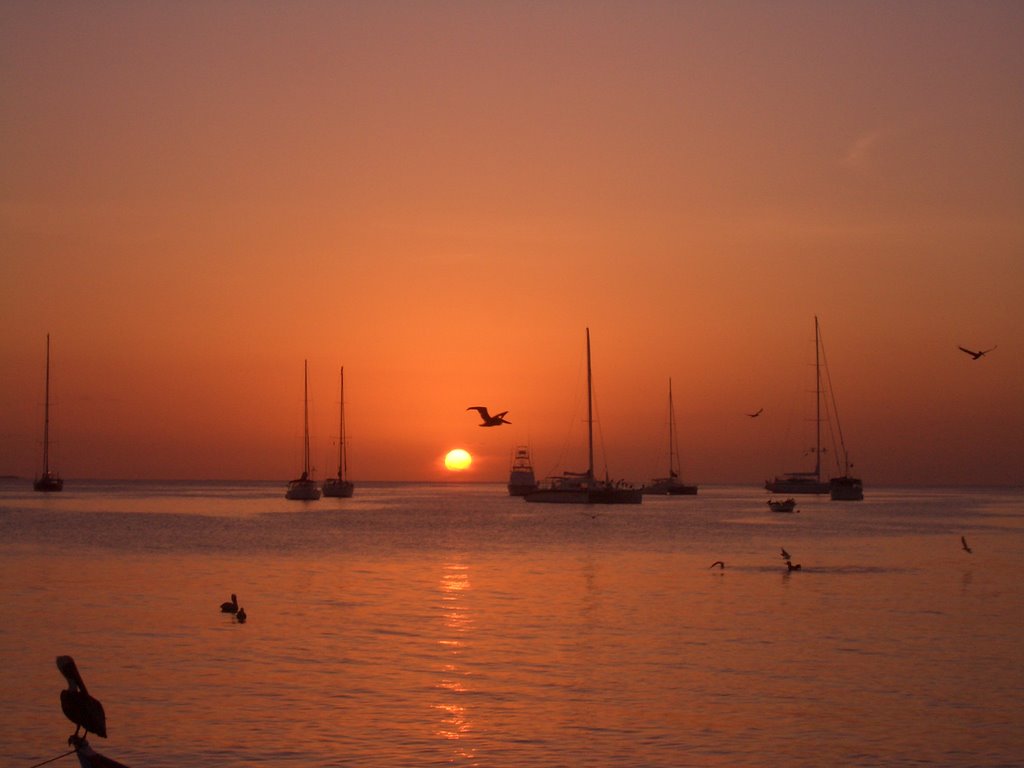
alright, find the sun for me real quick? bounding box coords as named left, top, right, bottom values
left=444, top=448, right=472, bottom=471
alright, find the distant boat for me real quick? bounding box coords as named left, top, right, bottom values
left=322, top=366, right=354, bottom=498
left=524, top=329, right=642, bottom=505
left=507, top=446, right=539, bottom=496
left=767, top=497, right=797, bottom=513
left=642, top=378, right=697, bottom=495
left=765, top=317, right=864, bottom=500
left=765, top=317, right=832, bottom=495
left=285, top=360, right=321, bottom=501
left=34, top=334, right=63, bottom=493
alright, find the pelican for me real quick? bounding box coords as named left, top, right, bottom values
left=220, top=593, right=238, bottom=613
left=466, top=406, right=511, bottom=427
left=961, top=536, right=972, bottom=554
left=56, top=656, right=107, bottom=739
left=959, top=345, right=996, bottom=360
left=785, top=560, right=801, bottom=571
left=747, top=408, right=763, bottom=418
left=780, top=547, right=790, bottom=560
left=709, top=561, right=725, bottom=569
left=236, top=607, right=247, bottom=623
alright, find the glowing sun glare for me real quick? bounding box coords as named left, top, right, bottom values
left=444, top=449, right=472, bottom=471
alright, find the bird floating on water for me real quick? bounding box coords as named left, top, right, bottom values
left=709, top=561, right=725, bottom=569
left=959, top=345, right=996, bottom=360
left=57, top=656, right=107, bottom=739
left=236, top=607, right=247, bottom=623
left=785, top=560, right=801, bottom=571
left=747, top=408, right=763, bottom=418
left=220, top=593, right=238, bottom=613
left=961, top=536, right=972, bottom=554
left=466, top=406, right=510, bottom=427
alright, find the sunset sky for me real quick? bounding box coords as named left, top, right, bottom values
left=2, top=1, right=1022, bottom=486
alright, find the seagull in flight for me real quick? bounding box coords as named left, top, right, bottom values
left=961, top=536, right=972, bottom=554
left=747, top=408, right=763, bottom=418
left=466, top=406, right=510, bottom=427
left=959, top=345, right=996, bottom=360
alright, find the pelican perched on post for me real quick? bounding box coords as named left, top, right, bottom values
left=56, top=656, right=107, bottom=739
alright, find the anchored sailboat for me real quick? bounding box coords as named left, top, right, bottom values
left=642, top=378, right=697, bottom=495
left=285, top=360, right=321, bottom=501
left=524, top=329, right=642, bottom=505
left=322, top=366, right=354, bottom=498
left=34, top=334, right=63, bottom=493
left=765, top=316, right=863, bottom=499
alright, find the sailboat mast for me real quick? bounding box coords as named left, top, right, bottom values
left=41, top=333, right=51, bottom=474
left=668, top=378, right=675, bottom=477
left=586, top=327, right=594, bottom=483
left=303, top=360, right=311, bottom=475
left=814, top=316, right=821, bottom=481
left=338, top=366, right=346, bottom=481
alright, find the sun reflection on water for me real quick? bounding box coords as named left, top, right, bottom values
left=433, top=562, right=477, bottom=762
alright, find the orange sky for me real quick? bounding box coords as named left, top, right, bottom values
left=2, top=2, right=1022, bottom=486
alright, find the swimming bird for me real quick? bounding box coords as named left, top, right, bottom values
left=780, top=547, right=790, bottom=560
left=959, top=345, right=996, bottom=360
left=709, top=561, right=725, bottom=569
left=747, top=408, right=763, bottom=418
left=466, top=406, right=511, bottom=427
left=785, top=560, right=801, bottom=571
left=220, top=593, right=238, bottom=613
left=236, top=607, right=247, bottom=623
left=961, top=536, right=972, bottom=554
left=56, top=656, right=107, bottom=739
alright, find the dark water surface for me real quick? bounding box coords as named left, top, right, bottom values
left=2, top=482, right=1022, bottom=767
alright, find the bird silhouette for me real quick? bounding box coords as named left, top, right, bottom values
left=959, top=345, right=996, bottom=360
left=780, top=547, right=790, bottom=560
left=466, top=406, right=510, bottom=427
left=785, top=560, right=802, bottom=571
left=961, top=536, right=972, bottom=554
left=709, top=561, right=725, bottom=569
left=236, top=607, right=247, bottom=623
left=56, top=656, right=107, bottom=739
left=220, top=593, right=238, bottom=613
left=747, top=408, right=763, bottom=418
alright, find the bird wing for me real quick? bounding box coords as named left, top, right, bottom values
left=958, top=346, right=978, bottom=356
left=466, top=406, right=491, bottom=419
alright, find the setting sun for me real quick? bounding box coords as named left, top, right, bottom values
left=444, top=449, right=472, bottom=471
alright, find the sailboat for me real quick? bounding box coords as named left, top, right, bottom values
left=507, top=445, right=539, bottom=496
left=642, top=378, right=697, bottom=495
left=34, top=334, right=63, bottom=493
left=524, top=329, right=642, bottom=505
left=765, top=316, right=864, bottom=499
left=322, top=366, right=354, bottom=498
left=285, top=360, right=321, bottom=500
left=765, top=317, right=832, bottom=494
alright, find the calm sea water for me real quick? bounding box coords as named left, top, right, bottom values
left=1, top=481, right=1022, bottom=767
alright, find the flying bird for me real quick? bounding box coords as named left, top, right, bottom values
left=780, top=547, right=790, bottom=560
left=959, top=345, right=996, bottom=360
left=466, top=406, right=511, bottom=427
left=709, top=561, right=725, bottom=569
left=56, top=656, right=107, bottom=739
left=220, top=593, right=238, bottom=613
left=747, top=408, right=763, bottom=418
left=961, top=536, right=972, bottom=554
